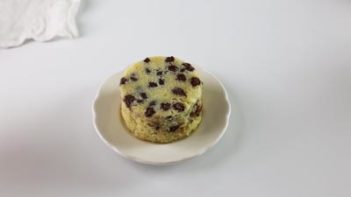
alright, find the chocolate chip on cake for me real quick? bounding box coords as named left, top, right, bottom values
left=124, top=95, right=135, bottom=108
left=165, top=56, right=175, bottom=62
left=173, top=102, right=185, bottom=112
left=149, top=82, right=158, bottom=88
left=145, top=107, right=156, bottom=117
left=169, top=125, right=180, bottom=132
left=144, top=57, right=150, bottom=63
left=157, top=71, right=163, bottom=76
left=190, top=103, right=202, bottom=117
left=176, top=73, right=186, bottom=81
left=149, top=100, right=156, bottom=106
left=137, top=99, right=144, bottom=103
left=140, top=92, right=148, bottom=99
left=161, top=103, right=171, bottom=111
left=180, top=68, right=186, bottom=72
left=190, top=77, right=201, bottom=87
left=130, top=74, right=138, bottom=81
left=120, top=77, right=128, bottom=85
left=158, top=78, right=165, bottom=85
left=195, top=104, right=203, bottom=116
left=145, top=68, right=151, bottom=74
left=168, top=64, right=178, bottom=72
left=183, top=63, right=195, bottom=71
left=172, top=87, right=187, bottom=97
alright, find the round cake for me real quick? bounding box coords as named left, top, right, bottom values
left=119, top=56, right=203, bottom=143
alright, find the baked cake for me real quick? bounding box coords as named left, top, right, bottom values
left=119, top=56, right=203, bottom=143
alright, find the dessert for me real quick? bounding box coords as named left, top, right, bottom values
left=120, top=56, right=203, bottom=143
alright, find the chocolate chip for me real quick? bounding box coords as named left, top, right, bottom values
left=144, top=57, right=150, bottom=63
left=165, top=56, right=175, bottom=62
left=130, top=76, right=138, bottom=81
left=196, top=104, right=203, bottom=116
left=140, top=92, right=148, bottom=99
left=172, top=87, right=186, bottom=97
left=169, top=125, right=180, bottom=132
left=190, top=77, right=201, bottom=87
left=157, top=71, right=163, bottom=76
left=173, top=102, right=185, bottom=112
left=149, top=100, right=156, bottom=106
left=130, top=74, right=138, bottom=81
left=120, top=77, right=128, bottom=85
left=155, top=125, right=160, bottom=130
left=176, top=73, right=186, bottom=81
left=145, top=107, right=156, bottom=117
left=145, top=68, right=151, bottom=74
left=124, top=95, right=135, bottom=108
left=183, top=63, right=194, bottom=71
left=149, top=82, right=158, bottom=88
left=137, top=99, right=144, bottom=103
left=158, top=78, right=165, bottom=85
left=160, top=103, right=171, bottom=111
left=190, top=103, right=202, bottom=117
left=180, top=68, right=186, bottom=72
left=168, top=65, right=178, bottom=72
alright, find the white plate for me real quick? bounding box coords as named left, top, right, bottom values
left=93, top=69, right=231, bottom=165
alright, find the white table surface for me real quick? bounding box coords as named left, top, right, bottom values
left=1, top=0, right=351, bottom=196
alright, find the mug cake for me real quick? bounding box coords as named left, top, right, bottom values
left=119, top=56, right=203, bottom=143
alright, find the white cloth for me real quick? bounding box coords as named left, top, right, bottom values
left=0, top=0, right=81, bottom=48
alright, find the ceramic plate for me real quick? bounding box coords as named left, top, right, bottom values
left=93, top=68, right=231, bottom=165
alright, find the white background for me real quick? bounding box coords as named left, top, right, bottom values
left=1, top=0, right=351, bottom=196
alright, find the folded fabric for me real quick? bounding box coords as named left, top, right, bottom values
left=0, top=0, right=81, bottom=48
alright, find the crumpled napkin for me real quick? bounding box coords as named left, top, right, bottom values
left=0, top=0, right=81, bottom=48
